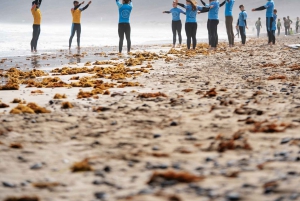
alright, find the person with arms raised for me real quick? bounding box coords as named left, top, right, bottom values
left=252, top=0, right=275, bottom=45
left=69, top=1, right=92, bottom=50
left=163, top=1, right=186, bottom=48
left=176, top=0, right=209, bottom=50
left=116, top=0, right=133, bottom=54
left=31, top=0, right=42, bottom=53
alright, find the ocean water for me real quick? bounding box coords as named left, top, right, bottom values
left=0, top=22, right=233, bottom=58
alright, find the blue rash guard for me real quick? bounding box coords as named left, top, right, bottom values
left=207, top=1, right=220, bottom=20
left=272, top=14, right=277, bottom=30
left=169, top=7, right=186, bottom=21
left=181, top=4, right=203, bottom=23
left=225, top=0, right=235, bottom=16
left=238, top=11, right=247, bottom=27
left=116, top=0, right=133, bottom=23
left=264, top=0, right=275, bottom=18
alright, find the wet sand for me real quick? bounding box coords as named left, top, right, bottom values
left=1, top=35, right=300, bottom=201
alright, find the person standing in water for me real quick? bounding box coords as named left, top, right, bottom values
left=236, top=4, right=247, bottom=45
left=116, top=0, right=133, bottom=54
left=69, top=1, right=92, bottom=50
left=277, top=18, right=281, bottom=36
left=271, top=9, right=277, bottom=45
left=296, top=17, right=299, bottom=33
left=255, top=17, right=262, bottom=38
left=252, top=0, right=275, bottom=45
left=163, top=1, right=186, bottom=48
left=31, top=0, right=42, bottom=53
left=177, top=0, right=209, bottom=50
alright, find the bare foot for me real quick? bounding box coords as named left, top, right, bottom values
left=172, top=45, right=175, bottom=48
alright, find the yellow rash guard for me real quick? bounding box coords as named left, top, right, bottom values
left=31, top=8, right=42, bottom=25
left=71, top=9, right=82, bottom=24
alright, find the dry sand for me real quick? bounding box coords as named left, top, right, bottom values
left=1, top=35, right=300, bottom=201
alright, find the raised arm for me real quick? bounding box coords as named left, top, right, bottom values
left=81, top=1, right=91, bottom=11
left=220, top=0, right=226, bottom=7
left=177, top=3, right=185, bottom=8
left=39, top=0, right=42, bottom=7
left=200, top=0, right=206, bottom=6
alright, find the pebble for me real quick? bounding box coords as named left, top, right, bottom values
left=2, top=181, right=16, bottom=188
left=138, top=188, right=153, bottom=195
left=280, top=88, right=288, bottom=92
left=94, top=192, right=107, bottom=200
left=290, top=193, right=299, bottom=200
left=30, top=163, right=43, bottom=170
left=170, top=121, right=178, bottom=126
left=281, top=138, right=292, bottom=144
left=153, top=134, right=161, bottom=139
left=103, top=166, right=111, bottom=173
left=152, top=146, right=160, bottom=151
left=227, top=192, right=240, bottom=201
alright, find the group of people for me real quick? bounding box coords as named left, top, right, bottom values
left=163, top=0, right=278, bottom=49
left=255, top=16, right=299, bottom=37
left=31, top=0, right=133, bottom=53
left=31, top=0, right=284, bottom=54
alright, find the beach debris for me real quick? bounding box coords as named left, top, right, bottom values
left=2, top=181, right=16, bottom=188
left=137, top=92, right=167, bottom=98
left=10, top=143, right=23, bottom=149
left=203, top=88, right=217, bottom=97
left=32, top=182, right=61, bottom=189
left=249, top=122, right=294, bottom=133
left=71, top=158, right=93, bottom=172
left=3, top=196, right=40, bottom=201
left=0, top=103, right=9, bottom=108
left=31, top=90, right=44, bottom=94
left=11, top=98, right=26, bottom=104
left=148, top=170, right=204, bottom=186
left=268, top=74, right=287, bottom=80
left=53, top=93, right=67, bottom=99
left=10, top=103, right=51, bottom=114
left=61, top=102, right=73, bottom=109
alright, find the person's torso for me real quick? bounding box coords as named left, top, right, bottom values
left=225, top=0, right=234, bottom=16
left=185, top=5, right=197, bottom=23
left=32, top=8, right=42, bottom=25
left=256, top=20, right=261, bottom=27
left=118, top=3, right=132, bottom=23
left=208, top=1, right=219, bottom=20
left=265, top=1, right=274, bottom=17
left=170, top=7, right=182, bottom=21
left=238, top=11, right=247, bottom=26
left=296, top=20, right=299, bottom=26
left=72, top=9, right=82, bottom=23
left=284, top=19, right=290, bottom=27
left=272, top=14, right=277, bottom=30
left=277, top=21, right=281, bottom=27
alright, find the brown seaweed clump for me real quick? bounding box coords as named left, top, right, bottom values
left=267, top=74, right=287, bottom=80
left=31, top=90, right=44, bottom=94
left=53, top=93, right=67, bottom=99
left=0, top=82, right=19, bottom=90
left=71, top=158, right=93, bottom=172
left=204, top=88, right=217, bottom=97
left=10, top=143, right=23, bottom=149
left=61, top=102, right=73, bottom=109
left=0, top=103, right=9, bottom=108
left=148, top=170, right=204, bottom=185
left=32, top=182, right=61, bottom=189
left=10, top=103, right=51, bottom=114
left=4, top=196, right=40, bottom=201
left=11, top=98, right=26, bottom=104
left=249, top=122, right=293, bottom=133
left=137, top=92, right=167, bottom=98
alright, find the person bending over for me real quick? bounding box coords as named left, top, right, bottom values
left=69, top=1, right=92, bottom=50
left=163, top=1, right=186, bottom=48
left=31, top=0, right=42, bottom=52
left=252, top=0, right=275, bottom=45
left=236, top=5, right=247, bottom=45
left=116, top=0, right=133, bottom=54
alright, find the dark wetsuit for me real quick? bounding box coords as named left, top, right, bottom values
left=31, top=0, right=42, bottom=51
left=69, top=3, right=90, bottom=48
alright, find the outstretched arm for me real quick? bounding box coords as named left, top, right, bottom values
left=177, top=3, right=185, bottom=8
left=81, top=1, right=91, bottom=11
left=163, top=11, right=171, bottom=14
left=199, top=7, right=210, bottom=13
left=220, top=0, right=226, bottom=7
left=252, top=6, right=266, bottom=11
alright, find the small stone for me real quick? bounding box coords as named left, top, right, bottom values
left=227, top=192, right=240, bottom=201
left=31, top=119, right=36, bottom=123
left=111, top=121, right=117, bottom=125
left=49, top=100, right=54, bottom=105
left=274, top=196, right=285, bottom=201
left=2, top=181, right=16, bottom=188
left=290, top=193, right=299, bottom=200
left=205, top=157, right=215, bottom=162
left=138, top=188, right=153, bottom=195
left=170, top=121, right=178, bottom=126
left=153, top=134, right=161, bottom=139
left=94, top=192, right=107, bottom=200
left=152, top=146, right=160, bottom=151
left=103, top=166, right=111, bottom=173
left=94, top=170, right=105, bottom=178
left=280, top=88, right=288, bottom=92
left=281, top=138, right=292, bottom=144
left=30, top=163, right=43, bottom=170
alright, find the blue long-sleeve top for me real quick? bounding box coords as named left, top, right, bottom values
left=164, top=7, right=186, bottom=21
left=116, top=0, right=133, bottom=23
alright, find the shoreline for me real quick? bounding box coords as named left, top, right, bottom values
left=1, top=35, right=300, bottom=201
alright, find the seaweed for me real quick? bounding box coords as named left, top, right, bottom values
left=4, top=196, right=40, bottom=201
left=32, top=182, right=61, bottom=189
left=61, top=102, right=73, bottom=109
left=0, top=103, right=9, bottom=108
left=53, top=93, right=67, bottom=99
left=137, top=92, right=167, bottom=98
left=10, top=143, right=23, bottom=149
left=71, top=158, right=93, bottom=172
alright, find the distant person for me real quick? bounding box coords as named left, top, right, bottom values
left=163, top=1, right=186, bottom=48
left=116, top=0, right=133, bottom=54
left=177, top=0, right=209, bottom=50
left=252, top=0, right=275, bottom=45
left=271, top=9, right=277, bottom=44
left=284, top=17, right=289, bottom=35
left=296, top=17, right=299, bottom=33
left=255, top=17, right=262, bottom=38
left=287, top=16, right=293, bottom=32
left=31, top=0, right=42, bottom=53
left=69, top=1, right=92, bottom=50
left=237, top=4, right=247, bottom=45
left=277, top=18, right=281, bottom=36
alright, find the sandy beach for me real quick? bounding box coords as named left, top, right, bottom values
left=1, top=35, right=300, bottom=201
